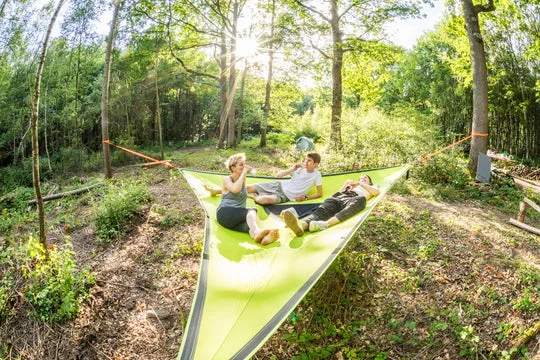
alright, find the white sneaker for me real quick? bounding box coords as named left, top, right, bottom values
left=283, top=209, right=304, bottom=237
left=309, top=221, right=328, bottom=232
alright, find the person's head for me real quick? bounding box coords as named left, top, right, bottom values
left=303, top=152, right=321, bottom=172
left=225, top=153, right=246, bottom=173
left=359, top=174, right=373, bottom=185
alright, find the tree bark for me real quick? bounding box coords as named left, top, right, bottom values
left=101, top=0, right=123, bottom=179
left=30, top=0, right=66, bottom=254
left=28, top=183, right=104, bottom=205
left=329, top=0, right=343, bottom=149
left=261, top=0, right=276, bottom=148
left=217, top=28, right=228, bottom=149
left=461, top=0, right=494, bottom=177
left=227, top=0, right=239, bottom=148
left=155, top=62, right=164, bottom=160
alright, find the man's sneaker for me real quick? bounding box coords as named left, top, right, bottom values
left=280, top=207, right=299, bottom=219
left=283, top=209, right=304, bottom=237
left=309, top=220, right=328, bottom=232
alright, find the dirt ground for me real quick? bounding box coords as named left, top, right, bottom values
left=1, top=164, right=539, bottom=359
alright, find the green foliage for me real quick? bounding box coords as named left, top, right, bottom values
left=319, top=108, right=439, bottom=172
left=411, top=151, right=471, bottom=189
left=93, top=180, right=148, bottom=241
left=0, top=187, right=38, bottom=235
left=0, top=236, right=94, bottom=323
left=0, top=157, right=52, bottom=194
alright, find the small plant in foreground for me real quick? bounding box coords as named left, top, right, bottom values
left=93, top=181, right=148, bottom=241
left=2, top=236, right=94, bottom=322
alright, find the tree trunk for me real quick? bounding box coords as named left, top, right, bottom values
left=101, top=0, right=122, bottom=179
left=261, top=0, right=276, bottom=148
left=227, top=0, right=239, bottom=148
left=330, top=0, right=343, bottom=149
left=30, top=0, right=66, bottom=254
left=461, top=0, right=494, bottom=177
left=217, top=28, right=228, bottom=149
left=155, top=62, right=164, bottom=160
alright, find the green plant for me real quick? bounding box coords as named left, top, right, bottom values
left=456, top=325, right=480, bottom=356
left=1, top=236, right=94, bottom=323
left=93, top=181, right=148, bottom=241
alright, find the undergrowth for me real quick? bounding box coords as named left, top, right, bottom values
left=0, top=236, right=94, bottom=324
left=93, top=180, right=149, bottom=241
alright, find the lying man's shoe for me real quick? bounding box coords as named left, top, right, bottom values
left=283, top=209, right=304, bottom=237
left=309, top=220, right=328, bottom=232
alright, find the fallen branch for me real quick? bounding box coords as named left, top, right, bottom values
left=28, top=183, right=104, bottom=205
left=513, top=176, right=540, bottom=194
left=509, top=218, right=540, bottom=236
left=511, top=321, right=540, bottom=358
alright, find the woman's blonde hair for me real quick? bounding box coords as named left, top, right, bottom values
left=225, top=153, right=246, bottom=172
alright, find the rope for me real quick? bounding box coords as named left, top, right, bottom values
left=419, top=133, right=488, bottom=164
left=103, top=140, right=178, bottom=170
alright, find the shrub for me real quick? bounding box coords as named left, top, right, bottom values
left=93, top=180, right=148, bottom=241
left=411, top=151, right=471, bottom=189
left=1, top=236, right=94, bottom=323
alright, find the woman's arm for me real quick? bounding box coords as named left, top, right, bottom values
left=359, top=182, right=380, bottom=197
left=223, top=168, right=250, bottom=194
left=339, top=180, right=357, bottom=191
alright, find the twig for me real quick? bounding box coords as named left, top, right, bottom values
left=97, top=280, right=151, bottom=292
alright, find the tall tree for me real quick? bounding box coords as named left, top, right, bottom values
left=102, top=0, right=122, bottom=179
left=460, top=0, right=494, bottom=176
left=261, top=0, right=276, bottom=148
left=293, top=0, right=424, bottom=149
left=31, top=0, right=67, bottom=253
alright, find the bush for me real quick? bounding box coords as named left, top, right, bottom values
left=1, top=236, right=94, bottom=323
left=93, top=180, right=148, bottom=241
left=411, top=151, right=471, bottom=189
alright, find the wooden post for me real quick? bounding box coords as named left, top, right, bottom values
left=517, top=201, right=528, bottom=222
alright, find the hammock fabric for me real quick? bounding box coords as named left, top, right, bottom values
left=178, top=165, right=409, bottom=360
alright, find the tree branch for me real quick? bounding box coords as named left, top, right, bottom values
left=295, top=0, right=331, bottom=23
left=309, top=39, right=331, bottom=59
left=475, top=0, right=495, bottom=13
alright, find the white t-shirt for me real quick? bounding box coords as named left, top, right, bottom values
left=282, top=168, right=322, bottom=201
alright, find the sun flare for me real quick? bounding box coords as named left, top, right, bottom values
left=236, top=37, right=259, bottom=59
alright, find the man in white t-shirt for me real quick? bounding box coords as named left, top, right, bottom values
left=247, top=152, right=323, bottom=205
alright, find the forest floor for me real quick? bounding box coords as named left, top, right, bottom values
left=2, top=151, right=540, bottom=360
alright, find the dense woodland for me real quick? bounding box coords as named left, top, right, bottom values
left=0, top=0, right=538, bottom=189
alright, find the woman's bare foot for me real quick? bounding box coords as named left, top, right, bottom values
left=253, top=229, right=271, bottom=243
left=204, top=185, right=221, bottom=196
left=261, top=229, right=280, bottom=245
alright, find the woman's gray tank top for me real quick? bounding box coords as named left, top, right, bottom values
left=218, top=177, right=247, bottom=209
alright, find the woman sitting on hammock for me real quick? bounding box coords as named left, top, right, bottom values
left=216, top=153, right=280, bottom=245
left=283, top=174, right=379, bottom=237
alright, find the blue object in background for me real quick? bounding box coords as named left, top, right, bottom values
left=295, top=136, right=314, bottom=151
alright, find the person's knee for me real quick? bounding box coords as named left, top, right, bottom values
left=256, top=196, right=276, bottom=205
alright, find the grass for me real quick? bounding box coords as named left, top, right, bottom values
left=1, top=109, right=539, bottom=358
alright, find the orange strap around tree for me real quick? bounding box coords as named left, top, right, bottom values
left=103, top=140, right=178, bottom=170
left=419, top=133, right=488, bottom=164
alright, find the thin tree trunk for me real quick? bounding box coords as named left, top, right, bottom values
left=155, top=62, right=164, bottom=160
left=31, top=0, right=67, bottom=254
left=329, top=0, right=343, bottom=149
left=261, top=0, right=276, bottom=148
left=217, top=29, right=228, bottom=149
left=101, top=0, right=122, bottom=179
left=227, top=0, right=239, bottom=148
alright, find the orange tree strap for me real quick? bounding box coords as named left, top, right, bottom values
left=419, top=133, right=488, bottom=164
left=103, top=140, right=178, bottom=170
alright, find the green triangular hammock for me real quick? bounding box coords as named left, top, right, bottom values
left=178, top=164, right=410, bottom=360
